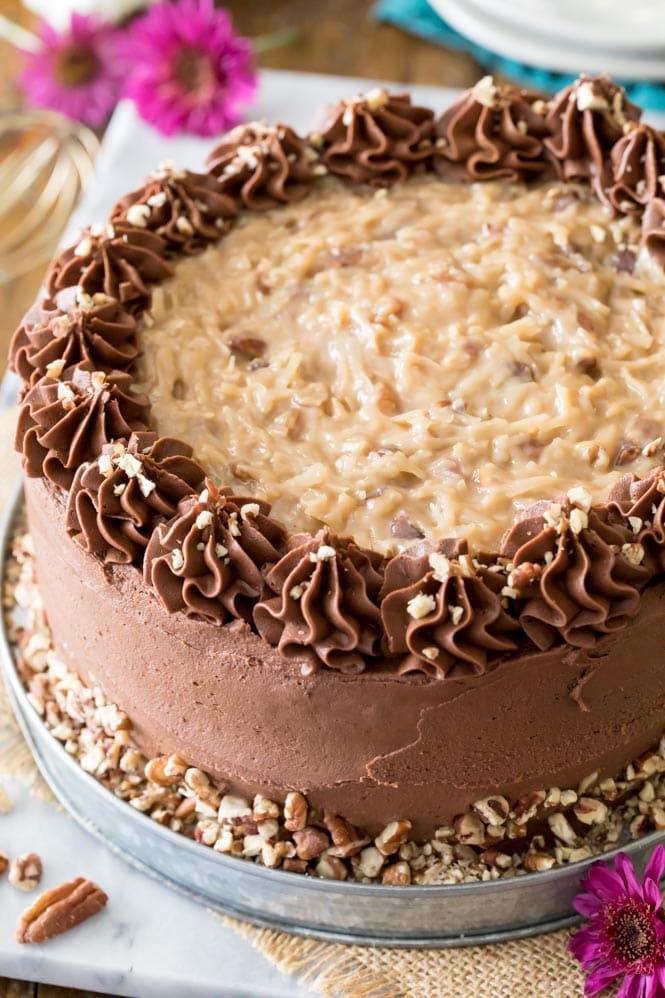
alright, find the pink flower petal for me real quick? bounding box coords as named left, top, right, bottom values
left=571, top=845, right=665, bottom=998
left=617, top=853, right=646, bottom=901
left=645, top=845, right=665, bottom=890
left=573, top=892, right=604, bottom=918
left=585, top=861, right=627, bottom=900
left=617, top=972, right=657, bottom=998
left=121, top=0, right=256, bottom=137
left=585, top=963, right=621, bottom=995
left=20, top=12, right=127, bottom=127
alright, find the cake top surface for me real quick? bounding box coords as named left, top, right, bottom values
left=12, top=75, right=665, bottom=679
left=136, top=173, right=665, bottom=554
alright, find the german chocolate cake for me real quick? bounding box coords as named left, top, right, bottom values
left=10, top=75, right=665, bottom=883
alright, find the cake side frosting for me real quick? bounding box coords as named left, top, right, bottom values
left=23, top=475, right=665, bottom=838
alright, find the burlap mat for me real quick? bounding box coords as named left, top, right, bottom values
left=0, top=406, right=592, bottom=998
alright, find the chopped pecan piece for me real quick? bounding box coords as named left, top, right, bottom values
left=284, top=791, right=308, bottom=832
left=381, top=860, right=411, bottom=885
left=614, top=438, right=640, bottom=466
left=228, top=335, right=267, bottom=360
left=282, top=858, right=308, bottom=874
left=9, top=853, right=42, bottom=892
left=524, top=852, right=556, bottom=872
left=472, top=795, right=510, bottom=826
left=614, top=248, right=636, bottom=274
left=375, top=820, right=412, bottom=856
left=507, top=562, right=541, bottom=591
left=390, top=512, right=424, bottom=540
left=510, top=361, right=535, bottom=381
left=16, top=877, right=108, bottom=944
left=293, top=826, right=329, bottom=861
left=315, top=853, right=348, bottom=880
left=253, top=794, right=280, bottom=822
left=452, top=813, right=485, bottom=847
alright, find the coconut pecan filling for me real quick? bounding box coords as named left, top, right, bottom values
left=136, top=174, right=665, bottom=553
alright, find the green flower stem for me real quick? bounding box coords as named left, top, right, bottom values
left=252, top=27, right=300, bottom=55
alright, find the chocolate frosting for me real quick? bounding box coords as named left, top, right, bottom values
left=205, top=122, right=321, bottom=210
left=315, top=91, right=434, bottom=185
left=608, top=123, right=665, bottom=215
left=642, top=197, right=665, bottom=268
left=15, top=366, right=150, bottom=489
left=433, top=78, right=554, bottom=182
left=9, top=292, right=138, bottom=386
left=66, top=432, right=204, bottom=564
left=110, top=165, right=237, bottom=255
left=46, top=223, right=173, bottom=314
left=380, top=543, right=518, bottom=678
left=144, top=481, right=285, bottom=624
left=27, top=474, right=665, bottom=839
left=253, top=528, right=384, bottom=674
left=606, top=470, right=665, bottom=575
left=501, top=500, right=649, bottom=650
left=544, top=76, right=641, bottom=198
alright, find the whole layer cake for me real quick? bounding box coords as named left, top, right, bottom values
left=11, top=75, right=665, bottom=874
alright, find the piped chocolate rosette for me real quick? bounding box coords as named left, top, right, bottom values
left=11, top=75, right=665, bottom=869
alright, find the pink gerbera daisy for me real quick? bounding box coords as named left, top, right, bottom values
left=20, top=14, right=127, bottom=127
left=122, top=0, right=257, bottom=137
left=570, top=845, right=665, bottom=997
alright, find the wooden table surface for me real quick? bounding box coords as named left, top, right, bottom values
left=0, top=1, right=482, bottom=995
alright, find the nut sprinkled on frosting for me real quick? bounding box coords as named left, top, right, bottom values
left=126, top=204, right=151, bottom=228
left=289, top=581, right=309, bottom=600
left=622, top=542, right=645, bottom=565
left=240, top=502, right=261, bottom=522
left=448, top=605, right=464, bottom=626
left=569, top=508, right=589, bottom=535
left=575, top=81, right=609, bottom=113
left=407, top=592, right=436, bottom=619
left=428, top=552, right=450, bottom=582
left=567, top=486, right=593, bottom=512
left=472, top=75, right=499, bottom=108
left=73, top=236, right=93, bottom=258
left=45, top=359, right=66, bottom=380
left=195, top=510, right=213, bottom=530
left=309, top=544, right=336, bottom=563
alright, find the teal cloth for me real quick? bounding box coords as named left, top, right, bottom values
left=373, top=0, right=665, bottom=111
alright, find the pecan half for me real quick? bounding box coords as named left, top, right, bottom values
left=16, top=877, right=108, bottom=944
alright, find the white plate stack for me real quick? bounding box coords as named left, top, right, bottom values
left=428, top=0, right=665, bottom=79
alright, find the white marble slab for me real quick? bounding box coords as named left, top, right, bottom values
left=0, top=779, right=317, bottom=996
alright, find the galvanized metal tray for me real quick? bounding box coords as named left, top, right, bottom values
left=2, top=481, right=663, bottom=948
